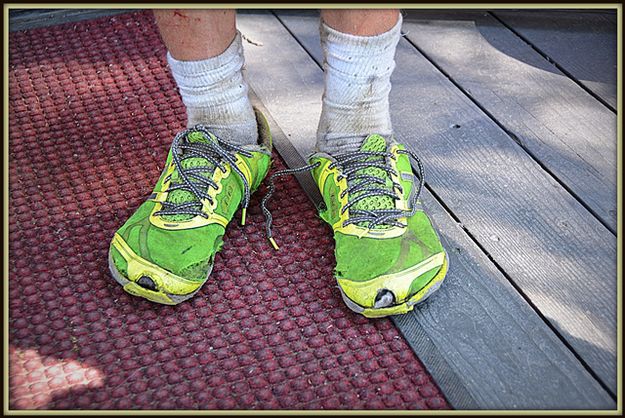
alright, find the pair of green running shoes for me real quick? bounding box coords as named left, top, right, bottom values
left=109, top=109, right=448, bottom=318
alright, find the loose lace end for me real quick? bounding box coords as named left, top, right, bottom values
left=241, top=208, right=247, bottom=226
left=260, top=162, right=320, bottom=252
left=268, top=237, right=279, bottom=251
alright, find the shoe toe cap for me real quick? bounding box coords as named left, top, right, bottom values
left=336, top=251, right=447, bottom=309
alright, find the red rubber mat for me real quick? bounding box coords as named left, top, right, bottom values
left=8, top=11, right=450, bottom=410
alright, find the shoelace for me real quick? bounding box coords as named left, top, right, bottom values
left=261, top=147, right=425, bottom=249
left=153, top=125, right=253, bottom=224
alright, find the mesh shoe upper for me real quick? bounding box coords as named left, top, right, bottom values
left=310, top=134, right=446, bottom=306
left=110, top=115, right=272, bottom=285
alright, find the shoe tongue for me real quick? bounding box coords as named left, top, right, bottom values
left=359, top=133, right=388, bottom=153
left=187, top=130, right=215, bottom=144
left=350, top=134, right=396, bottom=228
left=174, top=130, right=219, bottom=178
left=162, top=130, right=219, bottom=222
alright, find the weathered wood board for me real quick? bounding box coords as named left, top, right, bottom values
left=272, top=10, right=617, bottom=394
left=493, top=10, right=617, bottom=108
left=400, top=10, right=617, bottom=232
left=236, top=11, right=617, bottom=408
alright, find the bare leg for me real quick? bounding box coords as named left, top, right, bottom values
left=320, top=9, right=399, bottom=36
left=154, top=9, right=236, bottom=60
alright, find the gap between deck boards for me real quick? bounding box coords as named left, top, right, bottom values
left=490, top=10, right=617, bottom=112
left=400, top=34, right=616, bottom=237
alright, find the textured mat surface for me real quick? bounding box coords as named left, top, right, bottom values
left=8, top=11, right=450, bottom=410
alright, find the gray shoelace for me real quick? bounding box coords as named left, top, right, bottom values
left=261, top=147, right=425, bottom=249
left=260, top=162, right=321, bottom=249
left=153, top=125, right=253, bottom=221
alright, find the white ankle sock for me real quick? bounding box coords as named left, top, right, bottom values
left=316, top=14, right=402, bottom=155
left=167, top=32, right=258, bottom=145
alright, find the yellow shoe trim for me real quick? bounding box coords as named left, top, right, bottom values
left=148, top=162, right=233, bottom=230
left=359, top=254, right=449, bottom=318
left=406, top=253, right=448, bottom=304
left=234, top=154, right=253, bottom=185
left=122, top=282, right=176, bottom=305
left=337, top=252, right=446, bottom=308
left=334, top=223, right=406, bottom=239
left=111, top=233, right=202, bottom=296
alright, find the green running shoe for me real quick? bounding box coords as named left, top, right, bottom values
left=306, top=134, right=448, bottom=318
left=109, top=109, right=272, bottom=305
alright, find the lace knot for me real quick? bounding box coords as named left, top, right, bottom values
left=153, top=125, right=253, bottom=222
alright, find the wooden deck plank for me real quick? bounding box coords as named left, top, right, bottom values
left=492, top=10, right=617, bottom=108
left=236, top=11, right=616, bottom=408
left=401, top=10, right=617, bottom=232
left=270, top=10, right=617, bottom=395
